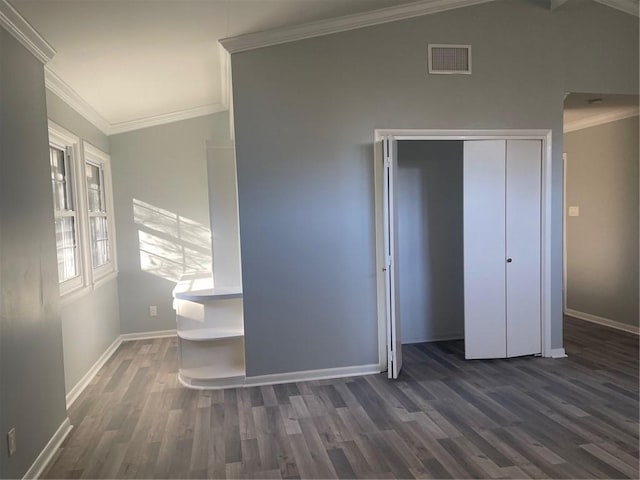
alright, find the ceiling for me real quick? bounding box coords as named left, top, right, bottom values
left=11, top=0, right=418, bottom=128
left=564, top=93, right=639, bottom=132
left=10, top=0, right=639, bottom=134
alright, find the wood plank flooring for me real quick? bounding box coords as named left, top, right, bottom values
left=44, top=317, right=639, bottom=479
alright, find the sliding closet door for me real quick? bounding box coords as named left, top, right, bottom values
left=463, top=140, right=507, bottom=359
left=506, top=140, right=542, bottom=357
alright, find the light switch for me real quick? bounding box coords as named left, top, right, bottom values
left=568, top=206, right=580, bottom=217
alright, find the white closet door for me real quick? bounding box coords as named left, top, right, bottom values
left=506, top=140, right=542, bottom=357
left=463, top=140, right=507, bottom=359
left=382, top=137, right=402, bottom=378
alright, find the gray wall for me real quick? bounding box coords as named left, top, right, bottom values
left=231, top=0, right=638, bottom=376
left=564, top=115, right=639, bottom=327
left=46, top=90, right=121, bottom=395
left=110, top=113, right=232, bottom=334
left=0, top=29, right=67, bottom=479
left=397, top=141, right=464, bottom=343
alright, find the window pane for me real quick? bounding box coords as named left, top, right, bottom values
left=50, top=147, right=71, bottom=211
left=86, top=163, right=103, bottom=213
left=90, top=215, right=110, bottom=267
left=55, top=216, right=77, bottom=281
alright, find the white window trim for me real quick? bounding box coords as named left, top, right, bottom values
left=48, top=121, right=86, bottom=296
left=48, top=121, right=118, bottom=302
left=83, top=141, right=118, bottom=282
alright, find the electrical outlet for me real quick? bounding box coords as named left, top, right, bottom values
left=7, top=428, right=16, bottom=457
left=149, top=305, right=158, bottom=317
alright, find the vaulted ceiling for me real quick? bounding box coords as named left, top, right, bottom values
left=9, top=0, right=639, bottom=135
left=11, top=0, right=418, bottom=131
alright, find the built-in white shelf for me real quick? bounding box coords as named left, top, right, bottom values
left=173, top=272, right=246, bottom=390
left=173, top=274, right=242, bottom=301
left=177, top=327, right=244, bottom=342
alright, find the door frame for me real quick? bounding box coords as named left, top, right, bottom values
left=374, top=129, right=554, bottom=372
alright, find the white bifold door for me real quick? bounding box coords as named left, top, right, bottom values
left=382, top=136, right=403, bottom=379
left=463, top=140, right=542, bottom=359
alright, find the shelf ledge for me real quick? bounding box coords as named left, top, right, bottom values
left=173, top=273, right=242, bottom=302
left=177, top=328, right=244, bottom=341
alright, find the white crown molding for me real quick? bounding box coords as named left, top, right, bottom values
left=0, top=0, right=55, bottom=63
left=45, top=68, right=111, bottom=134
left=108, top=104, right=226, bottom=135
left=46, top=67, right=226, bottom=135
left=594, top=0, right=639, bottom=16
left=564, top=107, right=639, bottom=132
left=220, top=0, right=496, bottom=53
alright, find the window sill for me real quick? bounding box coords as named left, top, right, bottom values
left=59, top=271, right=118, bottom=307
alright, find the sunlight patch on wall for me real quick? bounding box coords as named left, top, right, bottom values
left=134, top=198, right=212, bottom=282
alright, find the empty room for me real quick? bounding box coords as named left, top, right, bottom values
left=1, top=0, right=638, bottom=479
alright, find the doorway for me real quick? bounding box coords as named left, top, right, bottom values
left=374, top=129, right=554, bottom=378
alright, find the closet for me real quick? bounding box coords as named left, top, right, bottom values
left=382, top=137, right=543, bottom=378
left=463, top=140, right=542, bottom=360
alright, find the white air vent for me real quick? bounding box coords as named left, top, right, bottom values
left=428, top=44, right=472, bottom=74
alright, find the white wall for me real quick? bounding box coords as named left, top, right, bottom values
left=397, top=141, right=464, bottom=343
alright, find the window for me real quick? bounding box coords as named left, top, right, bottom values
left=49, top=125, right=83, bottom=294
left=48, top=121, right=117, bottom=298
left=83, top=142, right=116, bottom=280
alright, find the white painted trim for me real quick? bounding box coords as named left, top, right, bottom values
left=402, top=334, right=464, bottom=344
left=108, top=104, right=226, bottom=135
left=66, top=336, right=122, bottom=408
left=218, top=42, right=232, bottom=111
left=245, top=364, right=380, bottom=387
left=564, top=109, right=639, bottom=133
left=220, top=0, right=495, bottom=53
left=22, top=418, right=72, bottom=480
left=594, top=0, right=639, bottom=16
left=562, top=153, right=568, bottom=313
left=0, top=0, right=55, bottom=64
left=120, top=329, right=177, bottom=341
left=46, top=68, right=227, bottom=135
left=45, top=68, right=111, bottom=134
left=66, top=328, right=179, bottom=408
left=374, top=129, right=555, bottom=369
left=565, top=309, right=640, bottom=335
left=550, top=348, right=567, bottom=358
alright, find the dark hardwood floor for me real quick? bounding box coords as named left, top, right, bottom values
left=44, top=317, right=639, bottom=479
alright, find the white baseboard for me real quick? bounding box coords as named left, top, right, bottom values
left=402, top=333, right=464, bottom=344
left=245, top=363, right=381, bottom=387
left=66, top=329, right=176, bottom=408
left=66, top=335, right=122, bottom=408
left=550, top=348, right=567, bottom=358
left=23, top=417, right=72, bottom=480
left=565, top=309, right=639, bottom=335
left=120, top=329, right=177, bottom=341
